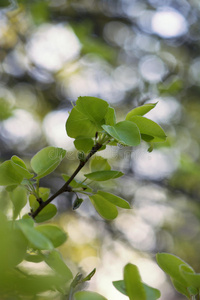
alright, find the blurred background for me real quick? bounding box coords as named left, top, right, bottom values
left=0, top=0, right=200, bottom=299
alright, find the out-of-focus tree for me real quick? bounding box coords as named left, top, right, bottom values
left=1, top=0, right=200, bottom=299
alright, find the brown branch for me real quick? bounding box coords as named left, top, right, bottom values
left=30, top=142, right=102, bottom=219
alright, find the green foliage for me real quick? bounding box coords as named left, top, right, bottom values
left=0, top=96, right=168, bottom=299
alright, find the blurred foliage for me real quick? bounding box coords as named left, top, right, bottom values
left=1, top=0, right=200, bottom=299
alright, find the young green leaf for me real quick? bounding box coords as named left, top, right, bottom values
left=73, top=198, right=84, bottom=210
left=74, top=137, right=94, bottom=153
left=9, top=186, right=27, bottom=219
left=113, top=280, right=127, bottom=295
left=97, top=191, right=130, bottom=209
left=102, top=121, right=141, bottom=146
left=17, top=219, right=54, bottom=250
left=0, top=160, right=24, bottom=186
left=82, top=268, right=96, bottom=282
left=36, top=224, right=67, bottom=248
left=31, top=146, right=66, bottom=179
left=11, top=155, right=33, bottom=179
left=44, top=250, right=73, bottom=281
left=85, top=170, right=124, bottom=181
left=89, top=194, right=118, bottom=220
left=62, top=174, right=92, bottom=192
left=126, top=103, right=157, bottom=118
left=180, top=265, right=200, bottom=288
left=124, top=263, right=146, bottom=300
left=34, top=204, right=57, bottom=223
left=25, top=252, right=44, bottom=263
left=66, top=96, right=109, bottom=138
left=74, top=291, right=107, bottom=300
left=171, top=278, right=190, bottom=299
left=126, top=116, right=166, bottom=142
left=156, top=253, right=194, bottom=286
left=90, top=156, right=111, bottom=172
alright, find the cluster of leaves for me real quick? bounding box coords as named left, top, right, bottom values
left=0, top=96, right=186, bottom=300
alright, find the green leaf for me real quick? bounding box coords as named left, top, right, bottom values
left=143, top=283, right=161, bottom=300
left=180, top=265, right=200, bottom=288
left=89, top=194, right=118, bottom=220
left=9, top=186, right=27, bottom=219
left=171, top=278, right=190, bottom=299
left=34, top=204, right=57, bottom=223
left=11, top=156, right=33, bottom=179
left=17, top=219, right=54, bottom=250
left=97, top=191, right=130, bottom=209
left=102, top=121, right=141, bottom=146
left=113, top=280, right=127, bottom=295
left=74, top=137, right=94, bottom=153
left=29, top=187, right=50, bottom=211
left=85, top=170, right=124, bottom=181
left=124, top=263, right=146, bottom=300
left=0, top=160, right=24, bottom=186
left=74, top=291, right=107, bottom=300
left=66, top=96, right=109, bottom=138
left=76, top=96, right=109, bottom=125
left=156, top=253, right=194, bottom=286
left=25, top=252, right=44, bottom=263
left=36, top=225, right=67, bottom=248
left=113, top=280, right=161, bottom=300
left=126, top=103, right=157, bottom=118
left=31, top=146, right=66, bottom=179
left=90, top=156, right=111, bottom=172
left=188, top=286, right=198, bottom=296
left=127, top=116, right=166, bottom=142
left=73, top=198, right=84, bottom=210
left=44, top=250, right=73, bottom=281
left=105, top=106, right=116, bottom=126
left=82, top=268, right=96, bottom=282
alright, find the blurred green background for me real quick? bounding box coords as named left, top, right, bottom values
left=0, top=0, right=200, bottom=299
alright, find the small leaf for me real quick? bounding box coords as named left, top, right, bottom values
left=62, top=174, right=92, bottom=192
left=124, top=263, right=146, bottom=300
left=171, top=278, right=190, bottom=299
left=126, top=103, right=157, bottom=118
left=34, top=204, right=57, bottom=223
left=143, top=283, right=161, bottom=300
left=11, top=156, right=33, bottom=179
left=25, top=252, right=44, bottom=263
left=9, top=186, right=27, bottom=219
left=102, top=121, right=141, bottom=146
left=127, top=116, right=166, bottom=142
left=0, top=160, right=24, bottom=186
left=31, top=147, right=66, bottom=179
left=82, top=268, right=96, bottom=282
left=156, top=253, right=194, bottom=286
left=85, top=170, right=124, bottom=181
left=97, top=191, right=130, bottom=209
left=90, top=156, right=111, bottom=172
left=44, top=250, right=73, bottom=281
left=187, top=286, right=198, bottom=296
left=74, top=291, right=107, bottom=300
left=89, top=194, right=118, bottom=220
left=36, top=225, right=67, bottom=248
left=18, top=219, right=54, bottom=250
left=74, top=137, right=94, bottom=153
left=113, top=280, right=127, bottom=295
left=73, top=198, right=84, bottom=210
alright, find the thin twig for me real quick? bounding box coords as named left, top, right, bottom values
left=30, top=143, right=102, bottom=219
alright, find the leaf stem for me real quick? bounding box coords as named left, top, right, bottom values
left=30, top=142, right=102, bottom=219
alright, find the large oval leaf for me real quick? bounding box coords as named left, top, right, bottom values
left=127, top=116, right=166, bottom=142
left=74, top=137, right=94, bottom=153
left=124, top=263, right=146, bottom=300
left=34, top=204, right=57, bottom=223
left=0, top=160, right=24, bottom=186
left=97, top=191, right=130, bottom=209
left=89, top=194, right=118, bottom=219
left=74, top=291, right=107, bottom=300
left=36, top=224, right=67, bottom=248
left=84, top=170, right=124, bottom=181
left=31, top=147, right=66, bottom=179
left=156, top=253, right=194, bottom=286
left=102, top=121, right=141, bottom=146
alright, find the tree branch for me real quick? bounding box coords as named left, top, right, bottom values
left=30, top=142, right=102, bottom=219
